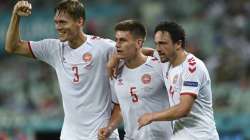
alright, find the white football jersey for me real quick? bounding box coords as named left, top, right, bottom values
left=29, top=35, right=119, bottom=140
left=160, top=52, right=219, bottom=140
left=113, top=56, right=172, bottom=140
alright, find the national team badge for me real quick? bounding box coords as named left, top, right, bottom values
left=173, top=74, right=178, bottom=84
left=141, top=74, right=151, bottom=84
left=82, top=52, right=92, bottom=62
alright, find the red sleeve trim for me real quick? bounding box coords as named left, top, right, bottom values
left=180, top=92, right=197, bottom=99
left=28, top=41, right=36, bottom=59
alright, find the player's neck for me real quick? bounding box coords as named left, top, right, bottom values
left=68, top=32, right=86, bottom=49
left=125, top=53, right=147, bottom=69
left=171, top=50, right=187, bottom=67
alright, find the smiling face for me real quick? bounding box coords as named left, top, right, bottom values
left=54, top=10, right=83, bottom=42
left=115, top=31, right=139, bottom=60
left=154, top=31, right=178, bottom=63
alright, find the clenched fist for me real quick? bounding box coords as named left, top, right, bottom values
left=98, top=126, right=113, bottom=140
left=13, top=1, right=32, bottom=16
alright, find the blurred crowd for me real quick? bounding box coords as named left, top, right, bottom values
left=0, top=0, right=250, bottom=139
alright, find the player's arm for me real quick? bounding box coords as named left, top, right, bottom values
left=141, top=47, right=154, bottom=56
left=5, top=1, right=33, bottom=58
left=138, top=94, right=195, bottom=129
left=107, top=53, right=119, bottom=79
left=98, top=104, right=122, bottom=140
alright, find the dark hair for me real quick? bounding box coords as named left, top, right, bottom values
left=154, top=21, right=186, bottom=48
left=115, top=20, right=146, bottom=40
left=55, top=0, right=85, bottom=21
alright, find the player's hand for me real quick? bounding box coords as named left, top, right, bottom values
left=98, top=127, right=113, bottom=140
left=107, top=53, right=119, bottom=79
left=138, top=113, right=154, bottom=129
left=13, top=0, right=32, bottom=16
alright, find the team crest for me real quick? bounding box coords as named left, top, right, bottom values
left=141, top=74, right=151, bottom=84
left=83, top=52, right=92, bottom=62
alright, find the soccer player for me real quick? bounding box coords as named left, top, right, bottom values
left=5, top=0, right=119, bottom=140
left=138, top=21, right=219, bottom=140
left=99, top=20, right=172, bottom=140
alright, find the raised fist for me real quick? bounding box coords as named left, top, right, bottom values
left=13, top=1, right=32, bottom=16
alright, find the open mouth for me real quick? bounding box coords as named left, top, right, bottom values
left=59, top=33, right=64, bottom=36
left=116, top=50, right=123, bottom=54
left=58, top=31, right=66, bottom=36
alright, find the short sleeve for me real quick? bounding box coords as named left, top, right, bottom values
left=29, top=39, right=60, bottom=67
left=180, top=63, right=203, bottom=97
left=104, top=39, right=116, bottom=59
left=149, top=56, right=165, bottom=82
left=110, top=79, right=119, bottom=104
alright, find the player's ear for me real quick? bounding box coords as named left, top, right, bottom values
left=137, top=39, right=144, bottom=48
left=78, top=17, right=84, bottom=27
left=175, top=40, right=182, bottom=50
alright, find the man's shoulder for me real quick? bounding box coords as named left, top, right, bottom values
left=30, top=38, right=61, bottom=49
left=184, top=53, right=208, bottom=74
left=147, top=56, right=161, bottom=65
left=143, top=56, right=163, bottom=72
left=42, top=38, right=60, bottom=42
left=34, top=38, right=61, bottom=46
left=87, top=35, right=115, bottom=48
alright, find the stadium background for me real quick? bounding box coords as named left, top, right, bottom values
left=0, top=0, right=250, bottom=139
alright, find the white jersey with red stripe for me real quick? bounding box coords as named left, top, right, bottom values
left=29, top=35, right=119, bottom=140
left=112, top=56, right=172, bottom=140
left=160, top=53, right=219, bottom=140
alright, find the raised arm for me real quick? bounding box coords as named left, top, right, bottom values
left=5, top=1, right=33, bottom=58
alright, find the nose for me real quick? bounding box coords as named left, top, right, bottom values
left=156, top=44, right=161, bottom=52
left=115, top=45, right=120, bottom=50
left=115, top=42, right=121, bottom=48
left=55, top=23, right=62, bottom=31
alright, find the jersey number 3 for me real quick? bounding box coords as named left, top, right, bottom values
left=130, top=87, right=138, bottom=103
left=72, top=66, right=79, bottom=82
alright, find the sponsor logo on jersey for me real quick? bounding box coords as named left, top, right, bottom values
left=83, top=52, right=92, bottom=62
left=183, top=81, right=198, bottom=87
left=84, top=64, right=93, bottom=70
left=141, top=74, right=151, bottom=84
left=117, top=79, right=123, bottom=85
left=188, top=57, right=196, bottom=73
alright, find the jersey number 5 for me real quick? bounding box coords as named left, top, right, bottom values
left=72, top=66, right=79, bottom=82
left=130, top=87, right=138, bottom=103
